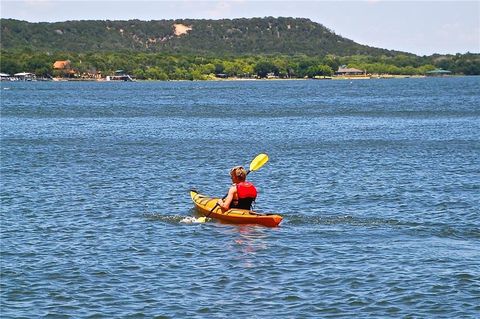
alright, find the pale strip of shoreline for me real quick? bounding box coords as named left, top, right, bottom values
left=12, top=74, right=438, bottom=82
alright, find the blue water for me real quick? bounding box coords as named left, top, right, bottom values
left=1, top=78, right=479, bottom=318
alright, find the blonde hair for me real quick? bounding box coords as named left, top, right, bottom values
left=230, top=166, right=247, bottom=181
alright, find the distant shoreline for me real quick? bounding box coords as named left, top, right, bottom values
left=3, top=74, right=474, bottom=83
left=54, top=74, right=445, bottom=82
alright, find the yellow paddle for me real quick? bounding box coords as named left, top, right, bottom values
left=197, top=153, right=269, bottom=223
left=247, top=153, right=269, bottom=175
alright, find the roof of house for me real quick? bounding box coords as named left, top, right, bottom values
left=337, top=67, right=364, bottom=73
left=53, top=60, right=71, bottom=69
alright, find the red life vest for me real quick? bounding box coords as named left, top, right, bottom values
left=233, top=182, right=257, bottom=210
left=237, top=182, right=257, bottom=199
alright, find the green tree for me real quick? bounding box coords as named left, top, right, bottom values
left=254, top=60, right=278, bottom=78
left=0, top=53, right=23, bottom=75
left=214, top=63, right=224, bottom=74
left=191, top=69, right=206, bottom=80
left=145, top=66, right=168, bottom=80
left=306, top=64, right=333, bottom=77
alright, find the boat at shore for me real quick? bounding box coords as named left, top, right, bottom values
left=106, top=74, right=135, bottom=81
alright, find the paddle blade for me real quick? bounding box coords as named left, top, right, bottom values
left=249, top=153, right=269, bottom=172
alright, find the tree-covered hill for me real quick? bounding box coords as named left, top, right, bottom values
left=1, top=17, right=408, bottom=56
left=2, top=17, right=479, bottom=78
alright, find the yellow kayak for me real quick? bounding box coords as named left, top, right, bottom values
left=190, top=190, right=283, bottom=227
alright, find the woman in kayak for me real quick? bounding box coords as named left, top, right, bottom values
left=217, top=166, right=257, bottom=211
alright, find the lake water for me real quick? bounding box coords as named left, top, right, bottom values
left=1, top=78, right=479, bottom=318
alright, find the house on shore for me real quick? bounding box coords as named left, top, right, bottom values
left=53, top=60, right=76, bottom=78
left=335, top=65, right=366, bottom=76
left=53, top=60, right=71, bottom=70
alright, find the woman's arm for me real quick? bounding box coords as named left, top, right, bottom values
left=217, top=185, right=236, bottom=211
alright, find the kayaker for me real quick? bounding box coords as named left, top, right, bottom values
left=217, top=166, right=257, bottom=211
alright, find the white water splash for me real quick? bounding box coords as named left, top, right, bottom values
left=180, top=216, right=208, bottom=224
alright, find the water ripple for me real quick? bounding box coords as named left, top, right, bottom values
left=1, top=78, right=479, bottom=318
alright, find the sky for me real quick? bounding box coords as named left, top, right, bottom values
left=1, top=0, right=479, bottom=56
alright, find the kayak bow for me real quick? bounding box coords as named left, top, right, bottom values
left=190, top=190, right=283, bottom=227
